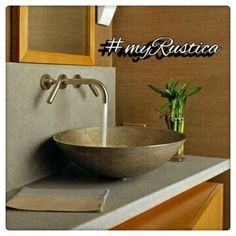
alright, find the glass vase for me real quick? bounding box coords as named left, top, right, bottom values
left=167, top=117, right=185, bottom=162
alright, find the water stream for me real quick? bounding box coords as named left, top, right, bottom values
left=102, top=103, right=108, bottom=146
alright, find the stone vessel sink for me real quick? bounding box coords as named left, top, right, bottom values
left=53, top=126, right=185, bottom=178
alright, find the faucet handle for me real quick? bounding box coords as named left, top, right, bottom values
left=88, top=84, right=99, bottom=97
left=46, top=74, right=67, bottom=104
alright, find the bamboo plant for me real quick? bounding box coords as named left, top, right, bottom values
left=147, top=79, right=202, bottom=157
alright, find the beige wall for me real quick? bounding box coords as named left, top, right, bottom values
left=7, top=63, right=116, bottom=193
left=112, top=6, right=230, bottom=229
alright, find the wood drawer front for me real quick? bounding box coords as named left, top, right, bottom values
left=112, top=182, right=223, bottom=230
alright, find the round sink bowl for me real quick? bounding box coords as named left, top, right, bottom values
left=53, top=126, right=185, bottom=178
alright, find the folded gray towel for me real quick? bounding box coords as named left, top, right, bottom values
left=6, top=187, right=109, bottom=212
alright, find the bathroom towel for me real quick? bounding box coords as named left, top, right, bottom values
left=6, top=187, right=109, bottom=212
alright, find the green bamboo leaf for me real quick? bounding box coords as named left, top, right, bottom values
left=173, top=80, right=180, bottom=91
left=186, top=87, right=202, bottom=97
left=163, top=94, right=172, bottom=99
left=148, top=80, right=202, bottom=120
left=171, top=81, right=180, bottom=98
left=179, top=80, right=190, bottom=96
left=167, top=79, right=174, bottom=91
left=147, top=84, right=164, bottom=95
left=182, top=96, right=187, bottom=106
left=165, top=89, right=172, bottom=97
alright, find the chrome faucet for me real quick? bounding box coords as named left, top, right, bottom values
left=40, top=74, right=109, bottom=104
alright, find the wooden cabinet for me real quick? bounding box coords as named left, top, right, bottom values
left=112, top=182, right=223, bottom=230
left=11, top=6, right=95, bottom=65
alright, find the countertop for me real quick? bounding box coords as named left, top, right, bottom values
left=6, top=155, right=230, bottom=230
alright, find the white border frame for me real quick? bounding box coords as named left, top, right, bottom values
left=1, top=1, right=234, bottom=235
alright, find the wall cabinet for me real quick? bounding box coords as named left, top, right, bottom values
left=112, top=182, right=223, bottom=230
left=11, top=6, right=95, bottom=65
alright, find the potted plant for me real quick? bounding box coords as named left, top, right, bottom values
left=148, top=79, right=202, bottom=161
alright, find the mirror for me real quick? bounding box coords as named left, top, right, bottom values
left=12, top=6, right=95, bottom=65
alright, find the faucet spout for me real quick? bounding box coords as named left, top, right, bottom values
left=41, top=74, right=109, bottom=104
left=67, top=78, right=109, bottom=104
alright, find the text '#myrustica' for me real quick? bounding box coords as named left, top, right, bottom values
left=98, top=37, right=221, bottom=62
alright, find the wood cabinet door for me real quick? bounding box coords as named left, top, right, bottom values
left=112, top=182, right=223, bottom=230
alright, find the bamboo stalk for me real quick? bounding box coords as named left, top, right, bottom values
left=177, top=118, right=181, bottom=133
left=177, top=118, right=184, bottom=156
left=181, top=118, right=184, bottom=133
left=173, top=118, right=178, bottom=131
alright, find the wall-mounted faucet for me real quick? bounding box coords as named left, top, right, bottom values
left=40, top=74, right=109, bottom=104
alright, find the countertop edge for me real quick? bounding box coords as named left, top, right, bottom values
left=72, top=158, right=230, bottom=230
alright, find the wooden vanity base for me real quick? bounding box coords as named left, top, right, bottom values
left=112, top=182, right=223, bottom=230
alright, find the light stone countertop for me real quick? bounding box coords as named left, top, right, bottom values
left=6, top=155, right=230, bottom=230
